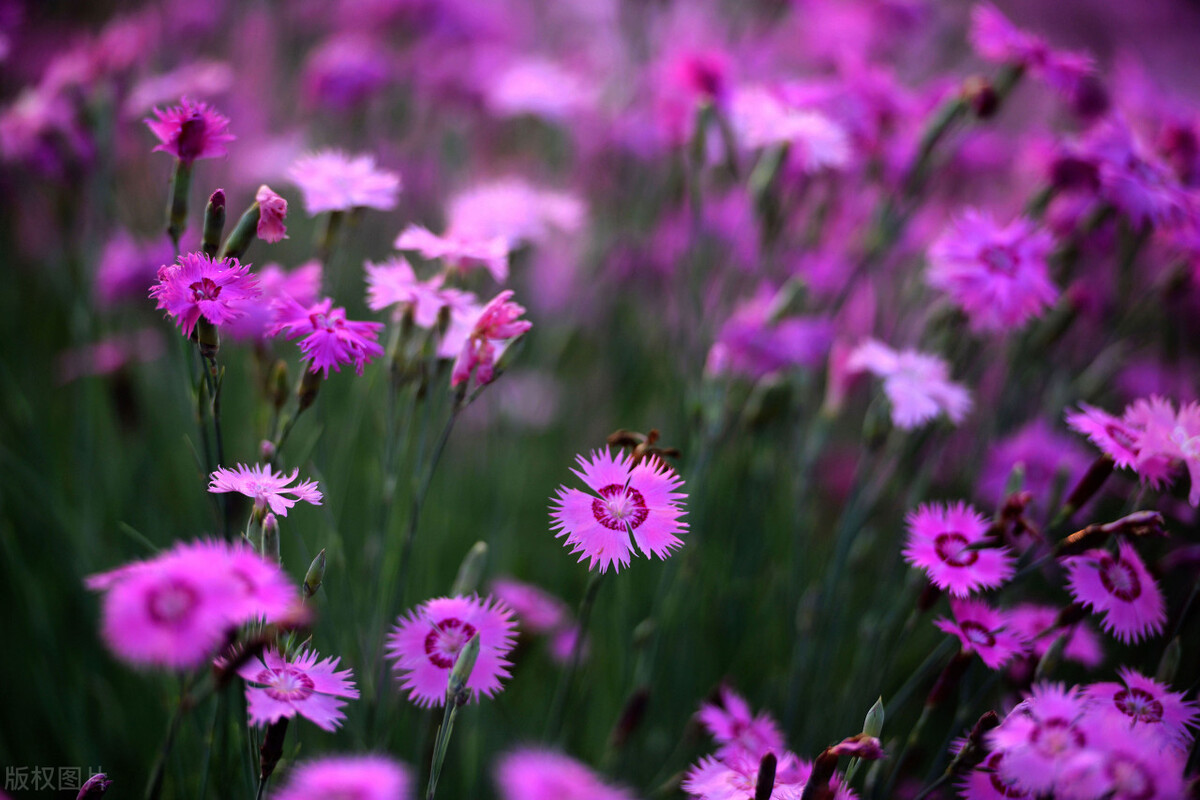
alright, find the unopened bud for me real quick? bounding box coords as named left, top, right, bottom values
left=1003, top=463, right=1026, bottom=500
left=451, top=541, right=488, bottom=596
left=863, top=697, right=885, bottom=739
left=77, top=773, right=111, bottom=799
left=270, top=359, right=289, bottom=411
left=963, top=75, right=998, bottom=118
left=303, top=549, right=326, bottom=599
left=447, top=635, right=480, bottom=704
left=202, top=189, right=226, bottom=258
left=259, top=718, right=289, bottom=781
left=166, top=159, right=193, bottom=249
left=1157, top=637, right=1182, bottom=685
left=927, top=653, right=970, bottom=709
left=1035, top=631, right=1068, bottom=682
left=609, top=686, right=650, bottom=750
left=632, top=618, right=657, bottom=649
left=259, top=439, right=276, bottom=462
left=297, top=368, right=322, bottom=412
left=754, top=752, right=777, bottom=800
left=262, top=513, right=280, bottom=564
left=800, top=750, right=839, bottom=800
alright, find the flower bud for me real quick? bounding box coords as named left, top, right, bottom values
left=202, top=189, right=226, bottom=258
left=270, top=359, right=289, bottom=411
left=963, top=75, right=998, bottom=118
left=303, top=549, right=326, bottom=599
left=863, top=696, right=885, bottom=739
left=451, top=541, right=488, bottom=597
left=259, top=439, right=276, bottom=462
left=262, top=513, right=280, bottom=564
left=297, top=368, right=322, bottom=412
left=1157, top=636, right=1182, bottom=685
left=1034, top=630, right=1067, bottom=682
left=77, top=773, right=111, bottom=799
left=259, top=718, right=289, bottom=781
left=447, top=634, right=480, bottom=705
left=754, top=752, right=777, bottom=800
left=166, top=160, right=193, bottom=249
left=609, top=686, right=650, bottom=750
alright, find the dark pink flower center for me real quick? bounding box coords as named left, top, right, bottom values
left=1099, top=555, right=1142, bottom=602
left=189, top=277, right=222, bottom=302
left=424, top=617, right=477, bottom=668
left=959, top=621, right=996, bottom=650
left=1106, top=756, right=1153, bottom=800
left=934, top=532, right=978, bottom=567
left=592, top=484, right=649, bottom=531
left=1104, top=422, right=1138, bottom=452
left=984, top=753, right=1029, bottom=798
left=980, top=244, right=1018, bottom=274
left=1114, top=687, right=1164, bottom=724
left=146, top=579, right=199, bottom=627
left=1031, top=717, right=1085, bottom=756
left=260, top=666, right=315, bottom=702
left=177, top=113, right=208, bottom=160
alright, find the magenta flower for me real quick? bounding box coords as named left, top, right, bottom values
left=86, top=540, right=299, bottom=669
left=208, top=463, right=322, bottom=517
left=493, top=748, right=637, bottom=800
left=272, top=755, right=413, bottom=800
left=365, top=256, right=474, bottom=328
left=255, top=184, right=288, bottom=243
left=1066, top=401, right=1175, bottom=489
left=988, top=683, right=1092, bottom=795
left=1079, top=119, right=1185, bottom=229
left=288, top=150, right=401, bottom=215
left=683, top=752, right=815, bottom=800
left=927, top=210, right=1058, bottom=333
left=550, top=448, right=688, bottom=573
left=224, top=261, right=322, bottom=341
left=935, top=598, right=1028, bottom=669
left=1063, top=539, right=1165, bottom=644
left=847, top=339, right=972, bottom=429
left=978, top=420, right=1091, bottom=511
left=450, top=290, right=532, bottom=389
left=94, top=231, right=174, bottom=308
left=1056, top=712, right=1186, bottom=800
left=149, top=252, right=260, bottom=338
left=239, top=648, right=358, bottom=732
left=394, top=224, right=511, bottom=283
left=144, top=97, right=234, bottom=163
left=270, top=296, right=385, bottom=377
left=969, top=4, right=1094, bottom=95
left=490, top=577, right=569, bottom=634
left=1008, top=604, right=1103, bottom=668
left=706, top=287, right=833, bottom=379
left=959, top=751, right=1031, bottom=800
left=386, top=594, right=516, bottom=707
left=903, top=502, right=1014, bottom=597
left=697, top=686, right=785, bottom=763
left=1084, top=668, right=1198, bottom=752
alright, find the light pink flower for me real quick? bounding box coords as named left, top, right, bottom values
left=935, top=598, right=1028, bottom=670
left=239, top=648, right=358, bottom=732
left=255, top=184, right=288, bottom=243
left=224, top=261, right=322, bottom=341
left=697, top=686, right=785, bottom=763
left=550, top=448, right=688, bottom=574
left=729, top=85, right=851, bottom=172
left=365, top=256, right=473, bottom=328
left=149, top=253, right=260, bottom=338
left=969, top=4, right=1094, bottom=95
left=1007, top=604, right=1103, bottom=668
left=1084, top=668, right=1198, bottom=752
left=483, top=58, right=596, bottom=122
left=847, top=339, right=971, bottom=428
left=288, top=150, right=400, bottom=215
left=494, top=748, right=637, bottom=800
left=446, top=179, right=585, bottom=247
left=1055, top=711, right=1186, bottom=800
left=988, top=683, right=1091, bottom=795
left=208, top=463, right=322, bottom=516
left=394, top=224, right=511, bottom=283
left=1063, top=540, right=1165, bottom=644
left=386, top=595, right=516, bottom=707
left=490, top=577, right=569, bottom=634
left=903, top=501, right=1014, bottom=596
left=143, top=97, right=234, bottom=163
left=270, top=296, right=384, bottom=377
left=272, top=755, right=413, bottom=800
left=927, top=210, right=1058, bottom=333
left=56, top=329, right=164, bottom=385
left=450, top=290, right=532, bottom=389
left=683, top=752, right=818, bottom=800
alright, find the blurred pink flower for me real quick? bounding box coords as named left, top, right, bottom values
left=988, top=683, right=1091, bottom=795
left=395, top=224, right=510, bottom=283
left=969, top=4, right=1094, bottom=95
left=847, top=339, right=972, bottom=428
left=302, top=34, right=392, bottom=110
left=270, top=296, right=384, bottom=377
left=706, top=288, right=833, bottom=379
left=1056, top=711, right=1185, bottom=800
left=494, top=748, right=636, bottom=800
left=273, top=755, right=412, bottom=800
left=446, top=178, right=585, bottom=247
left=1063, top=540, right=1165, bottom=644
left=1085, top=668, right=1198, bottom=753
left=255, top=184, right=287, bottom=243
left=490, top=577, right=569, bottom=633
left=697, top=686, right=785, bottom=763
left=94, top=232, right=174, bottom=308
left=149, top=252, right=260, bottom=338
left=729, top=85, right=851, bottom=172
left=958, top=751, right=1029, bottom=800
left=239, top=648, right=358, bottom=732
left=903, top=501, right=1014, bottom=596
left=386, top=595, right=516, bottom=707
left=56, top=329, right=164, bottom=385
left=978, top=420, right=1091, bottom=510
left=224, top=261, right=322, bottom=341
left=143, top=97, right=234, bottom=163
left=289, top=150, right=400, bottom=214
left=1079, top=119, right=1186, bottom=229
left=935, top=598, right=1028, bottom=669
left=684, top=752, right=817, bottom=800
left=550, top=448, right=687, bottom=573
left=208, top=463, right=322, bottom=516
left=365, top=256, right=471, bottom=328
left=1007, top=604, right=1103, bottom=668
left=484, top=57, right=595, bottom=122
left=450, top=290, right=532, bottom=388
left=927, top=210, right=1058, bottom=332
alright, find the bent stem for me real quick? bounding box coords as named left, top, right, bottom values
left=545, top=570, right=606, bottom=742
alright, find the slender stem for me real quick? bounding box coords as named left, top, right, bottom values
left=545, top=571, right=606, bottom=741
left=144, top=676, right=197, bottom=800
left=426, top=700, right=460, bottom=800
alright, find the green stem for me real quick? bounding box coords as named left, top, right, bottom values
left=545, top=570, right=606, bottom=742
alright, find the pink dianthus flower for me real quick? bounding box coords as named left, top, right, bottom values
left=144, top=97, right=234, bottom=163
left=494, top=748, right=637, bottom=800
left=386, top=594, right=516, bottom=707
left=365, top=256, right=473, bottom=328
left=255, top=184, right=288, bottom=243
left=1063, top=539, right=1165, bottom=644
left=550, top=448, right=688, bottom=574
left=1084, top=668, right=1198, bottom=752
left=697, top=686, right=785, bottom=763
left=239, top=648, right=358, bottom=732
left=272, top=755, right=413, bottom=800
left=450, top=290, right=532, bottom=389
left=490, top=577, right=569, bottom=634
left=270, top=296, right=384, bottom=377
left=988, top=683, right=1092, bottom=795
left=394, top=224, right=511, bottom=283
left=149, top=252, right=260, bottom=338
left=847, top=339, right=972, bottom=428
left=969, top=4, right=1094, bottom=95
left=903, top=501, right=1014, bottom=596
left=935, top=597, right=1028, bottom=670
left=224, top=261, right=322, bottom=341
left=288, top=150, right=400, bottom=214
left=208, top=463, right=322, bottom=517
left=1007, top=603, right=1103, bottom=668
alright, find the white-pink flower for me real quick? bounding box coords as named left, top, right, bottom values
left=847, top=339, right=972, bottom=428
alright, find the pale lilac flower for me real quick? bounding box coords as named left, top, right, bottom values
left=94, top=231, right=174, bottom=308
left=446, top=179, right=585, bottom=247
left=484, top=58, right=596, bottom=122
left=697, top=686, right=785, bottom=762
left=935, top=598, right=1028, bottom=669
left=1137, top=398, right=1200, bottom=505
left=272, top=755, right=412, bottom=800
left=490, top=577, right=569, bottom=634
left=302, top=34, right=392, bottom=110
left=1084, top=668, right=1198, bottom=752
left=729, top=85, right=851, bottom=172
left=1008, top=604, right=1103, bottom=668
left=927, top=210, right=1058, bottom=332
left=364, top=257, right=471, bottom=328
left=988, top=683, right=1092, bottom=795
left=255, top=184, right=288, bottom=243
left=1063, top=540, right=1165, bottom=644
left=224, top=262, right=322, bottom=341
left=450, top=290, right=532, bottom=388
left=903, top=501, right=1014, bottom=596
left=208, top=463, right=322, bottom=517
left=969, top=4, right=1094, bottom=95
left=239, top=648, right=358, bottom=732
left=270, top=296, right=385, bottom=377
left=550, top=448, right=688, bottom=574
left=683, top=752, right=816, bottom=800
left=847, top=339, right=972, bottom=428
left=494, top=748, right=636, bottom=800
left=143, top=97, right=234, bottom=163
left=706, top=289, right=833, bottom=379
left=1079, top=118, right=1185, bottom=229
left=123, top=61, right=234, bottom=116
left=394, top=224, right=511, bottom=283
left=386, top=595, right=516, bottom=707
left=289, top=150, right=400, bottom=215
left=978, top=420, right=1091, bottom=511
left=149, top=253, right=260, bottom=338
